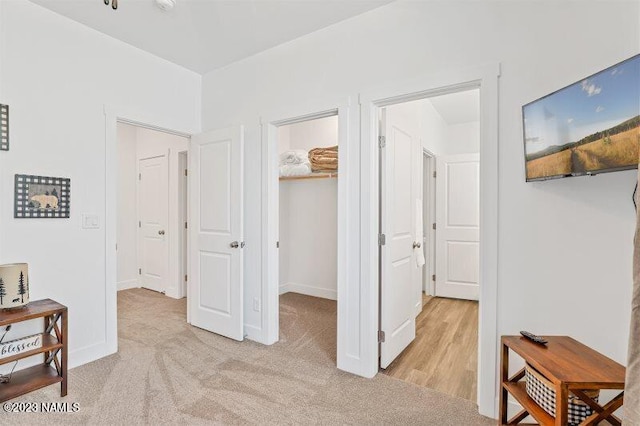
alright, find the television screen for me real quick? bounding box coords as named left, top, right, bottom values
left=523, top=54, right=640, bottom=181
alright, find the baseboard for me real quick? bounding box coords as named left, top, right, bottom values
left=279, top=282, right=337, bottom=300
left=117, top=279, right=139, bottom=291
left=69, top=340, right=114, bottom=370
left=279, top=283, right=290, bottom=295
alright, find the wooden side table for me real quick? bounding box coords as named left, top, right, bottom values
left=500, top=336, right=625, bottom=426
left=0, top=299, right=67, bottom=402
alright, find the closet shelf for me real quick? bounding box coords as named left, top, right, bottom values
left=279, top=172, right=338, bottom=181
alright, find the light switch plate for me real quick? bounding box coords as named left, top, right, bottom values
left=81, top=214, right=100, bottom=229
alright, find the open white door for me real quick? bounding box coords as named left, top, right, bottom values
left=435, top=153, right=480, bottom=300
left=138, top=155, right=169, bottom=293
left=189, top=126, right=244, bottom=341
left=379, top=107, right=421, bottom=369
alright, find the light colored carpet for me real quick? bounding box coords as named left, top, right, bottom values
left=1, top=289, right=493, bottom=425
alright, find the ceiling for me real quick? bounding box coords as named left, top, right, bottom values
left=29, top=0, right=393, bottom=74
left=428, top=89, right=480, bottom=125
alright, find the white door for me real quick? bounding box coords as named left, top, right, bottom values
left=138, top=155, right=169, bottom=293
left=189, top=126, right=244, bottom=341
left=435, top=153, right=480, bottom=300
left=379, top=107, right=422, bottom=368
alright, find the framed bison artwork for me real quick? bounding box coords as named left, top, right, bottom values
left=14, top=174, right=70, bottom=218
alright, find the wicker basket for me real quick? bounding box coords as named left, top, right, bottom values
left=524, top=364, right=599, bottom=425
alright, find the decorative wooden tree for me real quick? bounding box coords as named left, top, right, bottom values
left=17, top=271, right=26, bottom=303
left=0, top=277, right=5, bottom=305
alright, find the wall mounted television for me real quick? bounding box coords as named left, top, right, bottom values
left=523, top=54, right=640, bottom=182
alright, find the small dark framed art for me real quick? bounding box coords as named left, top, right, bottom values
left=0, top=104, right=8, bottom=151
left=14, top=174, right=71, bottom=219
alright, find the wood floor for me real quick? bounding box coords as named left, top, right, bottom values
left=382, top=295, right=479, bottom=402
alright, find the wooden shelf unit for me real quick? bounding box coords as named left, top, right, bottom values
left=279, top=172, right=338, bottom=181
left=500, top=335, right=625, bottom=426
left=0, top=299, right=67, bottom=402
left=503, top=381, right=554, bottom=425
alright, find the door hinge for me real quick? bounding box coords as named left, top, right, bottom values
left=433, top=171, right=437, bottom=178
left=184, top=274, right=188, bottom=282
left=138, top=173, right=141, bottom=181
left=378, top=330, right=386, bottom=343
left=276, top=241, right=280, bottom=248
left=379, top=135, right=386, bottom=148
left=378, top=234, right=386, bottom=246
left=184, top=222, right=188, bottom=229
left=184, top=169, right=188, bottom=177
left=432, top=223, right=436, bottom=230
left=432, top=274, right=436, bottom=282
left=138, top=268, right=142, bottom=275
left=139, top=221, right=141, bottom=228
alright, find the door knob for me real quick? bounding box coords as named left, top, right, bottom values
left=413, top=242, right=421, bottom=249
left=230, top=241, right=239, bottom=248
left=158, top=230, right=165, bottom=236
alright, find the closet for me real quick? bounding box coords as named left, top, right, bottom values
left=278, top=115, right=338, bottom=301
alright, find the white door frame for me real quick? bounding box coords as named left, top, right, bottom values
left=178, top=151, right=188, bottom=304
left=360, top=63, right=500, bottom=418
left=259, top=96, right=358, bottom=372
left=104, top=104, right=195, bottom=359
left=423, top=149, right=436, bottom=296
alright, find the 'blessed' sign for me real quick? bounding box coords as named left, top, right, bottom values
left=0, top=334, right=42, bottom=359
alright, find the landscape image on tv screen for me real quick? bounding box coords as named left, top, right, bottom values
left=523, top=54, right=640, bottom=181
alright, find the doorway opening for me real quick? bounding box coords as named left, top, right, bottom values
left=276, top=114, right=339, bottom=364
left=261, top=101, right=351, bottom=368
left=377, top=88, right=481, bottom=402
left=115, top=121, right=189, bottom=308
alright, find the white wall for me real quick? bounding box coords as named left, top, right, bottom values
left=201, top=0, right=639, bottom=408
left=277, top=125, right=291, bottom=153
left=116, top=123, right=138, bottom=290
left=288, top=115, right=339, bottom=152
left=418, top=99, right=448, bottom=155
left=278, top=117, right=338, bottom=300
left=446, top=121, right=479, bottom=155
left=0, top=0, right=200, bottom=368
left=411, top=96, right=480, bottom=156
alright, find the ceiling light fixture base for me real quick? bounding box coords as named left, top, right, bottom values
left=154, top=0, right=176, bottom=11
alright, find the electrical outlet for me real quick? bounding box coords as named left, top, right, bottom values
left=253, top=298, right=261, bottom=312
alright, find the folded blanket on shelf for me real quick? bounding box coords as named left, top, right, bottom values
left=279, top=163, right=312, bottom=177
left=279, top=149, right=312, bottom=177
left=279, top=150, right=309, bottom=166
left=309, top=145, right=338, bottom=172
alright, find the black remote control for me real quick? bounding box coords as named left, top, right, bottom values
left=520, top=331, right=548, bottom=345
